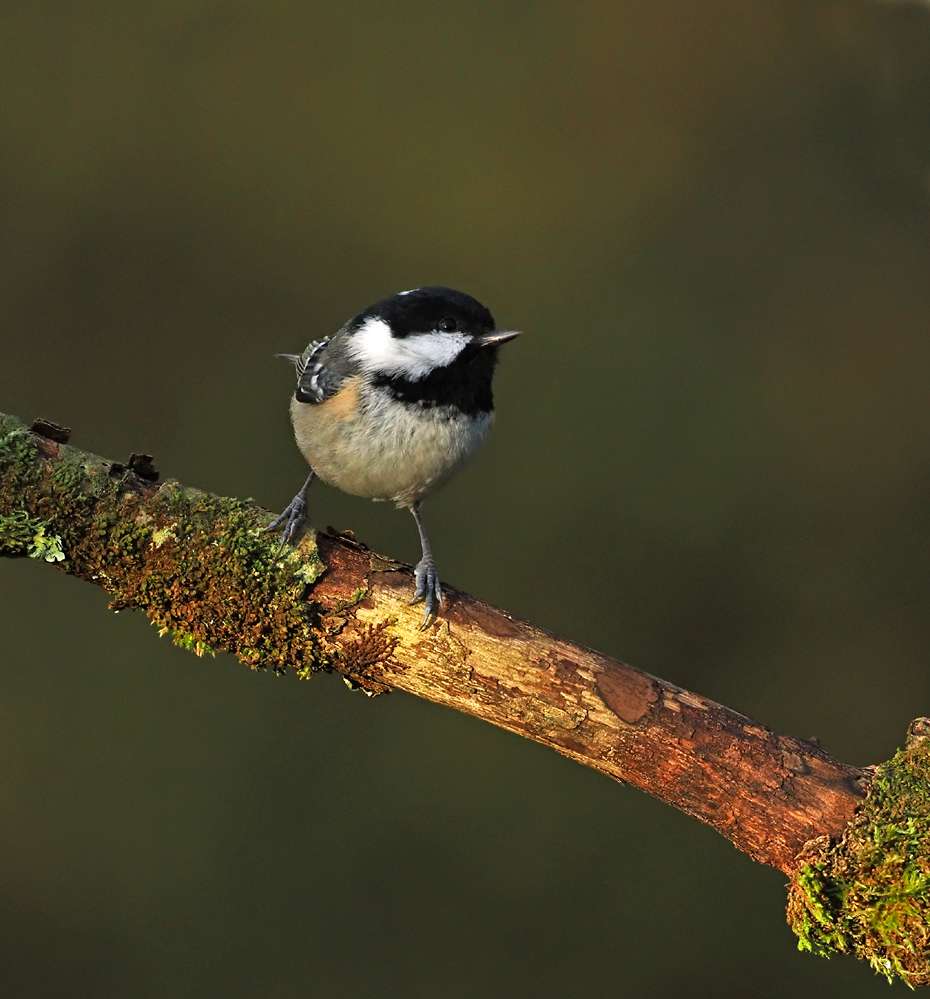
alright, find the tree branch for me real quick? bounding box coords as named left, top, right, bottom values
left=0, top=409, right=867, bottom=875
left=11, top=409, right=930, bottom=985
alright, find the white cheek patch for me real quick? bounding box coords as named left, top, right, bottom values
left=349, top=317, right=469, bottom=380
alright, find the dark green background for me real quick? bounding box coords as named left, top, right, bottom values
left=2, top=2, right=929, bottom=996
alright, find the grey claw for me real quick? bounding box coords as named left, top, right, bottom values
left=410, top=559, right=443, bottom=627
left=266, top=493, right=307, bottom=547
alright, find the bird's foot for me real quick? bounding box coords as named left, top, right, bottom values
left=410, top=557, right=443, bottom=628
left=266, top=492, right=308, bottom=547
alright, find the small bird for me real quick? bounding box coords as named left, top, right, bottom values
left=269, top=286, right=520, bottom=625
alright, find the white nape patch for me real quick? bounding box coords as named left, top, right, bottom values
left=348, top=317, right=469, bottom=380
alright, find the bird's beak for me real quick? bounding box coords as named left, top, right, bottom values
left=473, top=330, right=521, bottom=348
left=274, top=353, right=301, bottom=367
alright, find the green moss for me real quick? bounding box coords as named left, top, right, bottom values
left=160, top=627, right=216, bottom=658
left=151, top=526, right=177, bottom=548
left=50, top=455, right=88, bottom=492
left=0, top=510, right=44, bottom=556
left=787, top=722, right=930, bottom=988
left=0, top=510, right=65, bottom=561
left=104, top=486, right=327, bottom=673
left=0, top=427, right=41, bottom=493
left=0, top=412, right=329, bottom=677
left=0, top=426, right=36, bottom=463
left=28, top=522, right=65, bottom=562
left=0, top=413, right=24, bottom=437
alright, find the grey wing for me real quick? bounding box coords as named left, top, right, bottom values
left=293, top=337, right=343, bottom=404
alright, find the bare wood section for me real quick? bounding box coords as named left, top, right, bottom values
left=314, top=535, right=865, bottom=872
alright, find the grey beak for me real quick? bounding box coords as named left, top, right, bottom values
left=275, top=353, right=301, bottom=367
left=474, top=330, right=521, bottom=348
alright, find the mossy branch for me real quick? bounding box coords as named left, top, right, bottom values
left=787, top=722, right=930, bottom=988
left=2, top=410, right=928, bottom=986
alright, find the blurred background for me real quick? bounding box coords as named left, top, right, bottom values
left=2, top=1, right=930, bottom=996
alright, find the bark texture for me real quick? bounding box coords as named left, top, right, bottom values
left=0, top=410, right=867, bottom=875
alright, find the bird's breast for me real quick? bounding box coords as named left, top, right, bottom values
left=290, top=382, right=492, bottom=507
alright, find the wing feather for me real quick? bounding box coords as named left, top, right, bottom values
left=294, top=337, right=344, bottom=404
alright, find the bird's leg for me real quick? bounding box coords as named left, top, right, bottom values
left=266, top=469, right=315, bottom=546
left=409, top=502, right=443, bottom=627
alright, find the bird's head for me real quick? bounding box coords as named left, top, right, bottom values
left=344, top=286, right=519, bottom=381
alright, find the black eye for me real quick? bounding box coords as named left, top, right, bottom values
left=438, top=316, right=457, bottom=332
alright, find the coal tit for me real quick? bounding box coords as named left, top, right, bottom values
left=269, top=286, right=520, bottom=625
